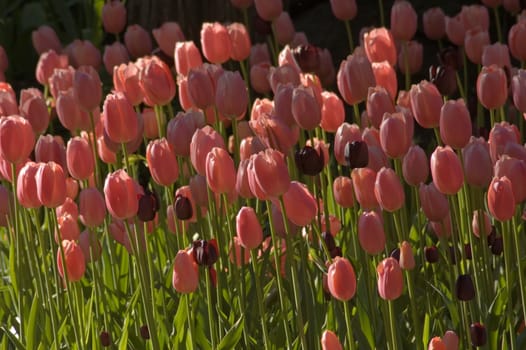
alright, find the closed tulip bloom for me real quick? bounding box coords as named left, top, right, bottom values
left=102, top=92, right=138, bottom=143
left=327, top=257, right=356, bottom=301
left=377, top=257, right=403, bottom=300
left=104, top=170, right=139, bottom=219
left=419, top=182, right=449, bottom=221
left=482, top=43, right=511, bottom=68
left=230, top=236, right=251, bottom=267
left=236, top=206, right=263, bottom=249
left=442, top=330, right=459, bottom=350
left=423, top=7, right=446, bottom=40
left=66, top=136, right=94, bottom=180
left=334, top=123, right=362, bottom=165
left=409, top=81, right=443, bottom=129
left=124, top=25, right=152, bottom=58
left=273, top=12, right=295, bottom=46
left=56, top=213, right=80, bottom=241
left=278, top=181, right=317, bottom=227
left=488, top=122, right=520, bottom=163
left=363, top=28, right=397, bottom=66
left=32, top=25, right=62, bottom=55
left=445, top=15, right=466, bottom=46
left=36, top=162, right=67, bottom=208
left=0, top=116, right=35, bottom=164
left=215, top=71, right=248, bottom=119
left=249, top=112, right=299, bottom=155
left=102, top=0, right=126, bottom=34
left=254, top=0, right=282, bottom=21
left=206, top=147, right=236, bottom=194
left=508, top=21, right=526, bottom=61
left=48, top=66, right=74, bottom=97
left=390, top=0, right=417, bottom=41
left=190, top=126, right=225, bottom=175
left=367, top=86, right=395, bottom=128
left=402, top=145, right=429, bottom=186
left=57, top=240, right=86, bottom=282
left=113, top=62, right=143, bottom=106
left=398, top=40, right=423, bottom=75
left=172, top=250, right=199, bottom=293
left=74, top=65, right=102, bottom=112
left=487, top=176, right=515, bottom=221
left=174, top=41, right=203, bottom=77
left=227, top=23, right=251, bottom=62
left=495, top=155, right=526, bottom=203
left=250, top=62, right=271, bottom=94
left=153, top=22, right=185, bottom=57
left=333, top=176, right=354, bottom=208
left=187, top=66, right=215, bottom=109
left=318, top=91, right=344, bottom=132
left=247, top=149, right=290, bottom=200
left=399, top=241, right=415, bottom=270
left=329, top=0, right=357, bottom=21
left=472, top=209, right=492, bottom=238
left=477, top=65, right=508, bottom=110
left=17, top=162, right=42, bottom=209
left=351, top=167, right=379, bottom=210
left=379, top=112, right=412, bottom=158
left=56, top=89, right=92, bottom=132
left=35, top=135, right=67, bottom=171
left=66, top=39, right=101, bottom=69
left=321, top=330, right=343, bottom=350
left=372, top=61, right=397, bottom=100
left=464, top=28, right=490, bottom=65
left=440, top=99, right=472, bottom=149
left=103, top=42, right=129, bottom=75
left=35, top=50, right=69, bottom=86
left=337, top=49, right=376, bottom=106
left=291, top=85, right=321, bottom=130
left=167, top=110, right=205, bottom=157
left=19, top=90, right=49, bottom=134
left=428, top=337, right=446, bottom=350
left=139, top=56, right=176, bottom=106
left=375, top=167, right=405, bottom=212
left=358, top=210, right=386, bottom=254
left=512, top=69, right=526, bottom=113
left=462, top=137, right=493, bottom=187
left=0, top=83, right=18, bottom=117
left=461, top=5, right=490, bottom=31
left=79, top=187, right=106, bottom=227
left=146, top=138, right=179, bottom=186
left=431, top=146, right=464, bottom=195
left=200, top=22, right=232, bottom=64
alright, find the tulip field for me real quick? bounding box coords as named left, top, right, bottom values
left=1, top=0, right=526, bottom=349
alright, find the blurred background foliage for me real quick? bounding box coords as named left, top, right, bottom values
left=0, top=0, right=515, bottom=94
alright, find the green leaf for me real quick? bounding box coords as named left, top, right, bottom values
left=356, top=299, right=375, bottom=349
left=422, top=313, right=430, bottom=349
left=218, top=315, right=244, bottom=350
left=26, top=295, right=40, bottom=350
left=0, top=326, right=25, bottom=350
left=174, top=296, right=187, bottom=344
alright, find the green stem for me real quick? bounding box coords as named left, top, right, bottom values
left=494, top=6, right=503, bottom=43
left=387, top=300, right=398, bottom=350
left=250, top=250, right=271, bottom=350
left=512, top=216, right=526, bottom=324
left=204, top=265, right=218, bottom=349
left=343, top=301, right=357, bottom=350
left=344, top=20, right=354, bottom=53
left=377, top=0, right=385, bottom=27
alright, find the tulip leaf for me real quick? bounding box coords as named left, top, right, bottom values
left=356, top=298, right=375, bottom=349
left=487, top=288, right=505, bottom=350
left=174, top=296, right=187, bottom=344
left=422, top=313, right=430, bottom=349
left=217, top=315, right=244, bottom=350
left=0, top=326, right=24, bottom=349
left=26, top=295, right=40, bottom=350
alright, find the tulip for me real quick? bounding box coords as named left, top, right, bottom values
left=174, top=41, right=203, bottom=77
left=351, top=167, right=378, bottom=210
left=398, top=40, right=423, bottom=75
left=79, top=187, right=106, bottom=227
left=488, top=176, right=515, bottom=221
left=102, top=0, right=126, bottom=34
left=439, top=99, right=472, bottom=149
left=477, top=65, right=508, bottom=110
left=236, top=206, right=263, bottom=250
left=379, top=111, right=412, bottom=158
left=444, top=15, right=466, bottom=47
left=358, top=210, right=386, bottom=254
left=372, top=61, right=397, bottom=100
left=455, top=273, right=476, bottom=300
left=66, top=136, right=94, bottom=180
left=402, top=145, right=429, bottom=186
left=277, top=181, right=317, bottom=227
left=268, top=65, right=301, bottom=94
left=333, top=176, right=354, bottom=208
left=215, top=71, right=248, bottom=119
left=272, top=12, right=295, bottom=46
left=227, top=23, right=251, bottom=62
left=363, top=27, right=397, bottom=66
left=172, top=250, right=199, bottom=293
left=73, top=65, right=102, bottom=112
left=409, top=81, right=443, bottom=129
left=508, top=21, right=526, bottom=61
left=113, top=62, right=143, bottom=106
left=461, top=5, right=490, bottom=31
left=249, top=113, right=299, bottom=155
left=166, top=110, right=206, bottom=157
left=247, top=149, right=290, bottom=200
left=374, top=167, right=405, bottom=212
left=430, top=146, right=464, bottom=195
left=104, top=170, right=139, bottom=219
left=254, top=0, right=282, bottom=21
left=327, top=257, right=356, bottom=301
left=377, top=257, right=403, bottom=300
left=367, top=86, right=395, bottom=128
left=35, top=50, right=69, bottom=86
left=153, top=22, right=185, bottom=56
left=55, top=89, right=92, bottom=132
left=124, top=25, right=153, bottom=58
left=291, top=85, right=321, bottom=130
left=333, top=122, right=362, bottom=165
left=19, top=90, right=49, bottom=134
left=337, top=48, right=376, bottom=106
left=146, top=138, right=179, bottom=186
left=67, top=39, right=101, bottom=69
left=428, top=337, right=446, bottom=350
left=139, top=56, right=176, bottom=107
left=472, top=210, right=492, bottom=238
left=419, top=182, right=449, bottom=222
left=32, top=25, right=62, bottom=55
left=329, top=0, right=357, bottom=21
left=36, top=162, right=67, bottom=208
left=511, top=69, right=526, bottom=113
left=494, top=155, right=526, bottom=203
left=0, top=115, right=35, bottom=164
left=48, top=66, right=74, bottom=101
left=17, top=162, right=42, bottom=209
left=78, top=230, right=102, bottom=263
left=399, top=241, right=415, bottom=270
left=200, top=22, right=232, bottom=64
left=186, top=66, right=215, bottom=109
left=462, top=137, right=493, bottom=187
left=488, top=122, right=520, bottom=163
left=56, top=197, right=79, bottom=222
left=205, top=147, right=236, bottom=194
left=464, top=28, right=490, bottom=65
left=190, top=126, right=225, bottom=175
left=482, top=43, right=511, bottom=68
left=56, top=213, right=80, bottom=242
left=423, top=7, right=445, bottom=40
left=250, top=62, right=271, bottom=94
left=102, top=92, right=138, bottom=144
left=390, top=0, right=417, bottom=41
left=57, top=240, right=86, bottom=282
left=103, top=42, right=129, bottom=75
left=442, top=330, right=459, bottom=350
left=320, top=91, right=344, bottom=132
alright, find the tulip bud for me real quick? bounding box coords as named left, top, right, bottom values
left=423, top=7, right=446, bottom=40
left=418, top=182, right=449, bottom=222
left=66, top=136, right=94, bottom=181
left=0, top=116, right=35, bottom=164
left=455, top=274, right=475, bottom=301
left=32, top=25, right=62, bottom=55
left=102, top=0, right=126, bottom=34
left=439, top=99, right=472, bottom=149
left=153, top=21, right=185, bottom=57
left=36, top=162, right=67, bottom=208
left=278, top=181, right=317, bottom=227
left=477, top=65, right=508, bottom=110
left=409, top=80, right=443, bottom=129
left=321, top=330, right=343, bottom=350
left=425, top=246, right=440, bottom=263
left=172, top=250, right=199, bottom=293
left=391, top=1, right=418, bottom=40
left=487, top=176, right=515, bottom=221
left=399, top=241, right=415, bottom=270
left=470, top=323, right=487, bottom=347
left=247, top=149, right=291, bottom=200
left=377, top=257, right=403, bottom=300
left=374, top=167, right=404, bottom=212
left=79, top=187, right=106, bottom=228
left=427, top=337, right=446, bottom=350
left=430, top=146, right=464, bottom=195
left=200, top=22, right=232, bottom=64
left=254, top=0, right=282, bottom=21
left=333, top=176, right=354, bottom=208
left=215, top=71, right=248, bottom=119
left=236, top=206, right=263, bottom=250
left=146, top=138, right=179, bottom=186
left=345, top=141, right=369, bottom=169
left=124, top=25, right=153, bottom=59
left=57, top=240, right=86, bottom=282
left=363, top=28, right=397, bottom=66
left=295, top=146, right=324, bottom=176
left=337, top=49, right=376, bottom=106
left=358, top=210, right=386, bottom=254
left=320, top=91, right=344, bottom=132
left=351, top=167, right=378, bottom=210
left=104, top=170, right=139, bottom=220
left=327, top=257, right=357, bottom=301
left=402, top=145, right=429, bottom=186
left=102, top=92, right=139, bottom=144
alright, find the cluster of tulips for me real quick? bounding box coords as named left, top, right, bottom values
left=0, top=0, right=526, bottom=349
